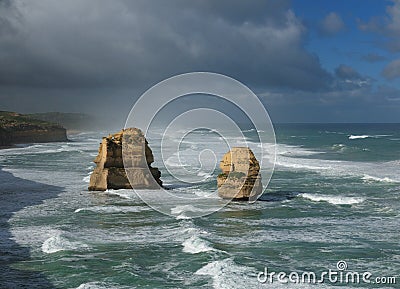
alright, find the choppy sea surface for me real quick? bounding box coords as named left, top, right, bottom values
left=0, top=123, right=399, bottom=288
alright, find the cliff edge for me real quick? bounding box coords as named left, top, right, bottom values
left=0, top=111, right=67, bottom=147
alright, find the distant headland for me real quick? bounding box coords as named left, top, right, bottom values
left=0, top=111, right=68, bottom=147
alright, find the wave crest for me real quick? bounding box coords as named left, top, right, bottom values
left=300, top=193, right=364, bottom=205
left=182, top=235, right=214, bottom=254
left=42, top=233, right=89, bottom=254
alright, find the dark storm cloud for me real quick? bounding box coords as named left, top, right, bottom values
left=0, top=0, right=19, bottom=35
left=156, top=0, right=292, bottom=25
left=335, top=65, right=362, bottom=80
left=0, top=0, right=331, bottom=93
left=259, top=80, right=400, bottom=123
left=0, top=0, right=398, bottom=122
left=334, top=64, right=372, bottom=89
left=257, top=63, right=400, bottom=123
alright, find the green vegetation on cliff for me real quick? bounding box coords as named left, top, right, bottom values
left=0, top=111, right=64, bottom=130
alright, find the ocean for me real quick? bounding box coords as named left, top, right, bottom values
left=0, top=123, right=399, bottom=288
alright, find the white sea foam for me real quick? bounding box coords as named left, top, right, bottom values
left=171, top=204, right=216, bottom=215
left=193, top=189, right=219, bottom=199
left=275, top=159, right=330, bottom=171
left=349, top=135, right=370, bottom=139
left=171, top=205, right=203, bottom=214
left=259, top=142, right=321, bottom=158
left=277, top=145, right=322, bottom=157
left=74, top=206, right=149, bottom=214
left=331, top=144, right=347, bottom=152
left=64, top=223, right=190, bottom=245
left=164, top=147, right=220, bottom=169
left=195, top=258, right=258, bottom=289
left=38, top=145, right=84, bottom=154
left=76, top=283, right=104, bottom=289
left=42, top=233, right=89, bottom=254
left=82, top=175, right=91, bottom=183
left=349, top=134, right=392, bottom=140
left=300, top=193, right=364, bottom=205
left=10, top=226, right=60, bottom=251
left=182, top=235, right=214, bottom=254
left=197, top=171, right=213, bottom=180
left=75, top=282, right=122, bottom=289
left=164, top=156, right=190, bottom=168
left=0, top=138, right=100, bottom=160
left=105, top=189, right=138, bottom=200
left=272, top=149, right=400, bottom=182
left=324, top=130, right=346, bottom=135
left=362, top=175, right=397, bottom=183
left=178, top=218, right=217, bottom=254
left=176, top=213, right=192, bottom=220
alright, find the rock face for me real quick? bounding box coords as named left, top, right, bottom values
left=0, top=128, right=12, bottom=147
left=88, top=128, right=162, bottom=191
left=217, top=147, right=262, bottom=200
left=9, top=128, right=67, bottom=144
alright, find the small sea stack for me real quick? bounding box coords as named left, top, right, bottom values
left=217, top=147, right=262, bottom=200
left=88, top=128, right=162, bottom=191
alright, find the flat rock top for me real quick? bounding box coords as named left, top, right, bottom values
left=220, top=147, right=259, bottom=174
left=105, top=127, right=143, bottom=139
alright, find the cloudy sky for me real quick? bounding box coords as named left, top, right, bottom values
left=0, top=0, right=399, bottom=123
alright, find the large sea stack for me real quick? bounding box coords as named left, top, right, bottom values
left=88, top=128, right=162, bottom=191
left=217, top=147, right=262, bottom=200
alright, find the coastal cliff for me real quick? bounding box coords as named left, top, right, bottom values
left=89, top=128, right=162, bottom=191
left=0, top=128, right=12, bottom=146
left=0, top=111, right=67, bottom=147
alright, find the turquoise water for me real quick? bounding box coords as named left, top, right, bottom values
left=0, top=124, right=399, bottom=288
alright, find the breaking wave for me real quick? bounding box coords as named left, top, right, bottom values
left=300, top=193, right=365, bottom=205
left=42, top=233, right=89, bottom=254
